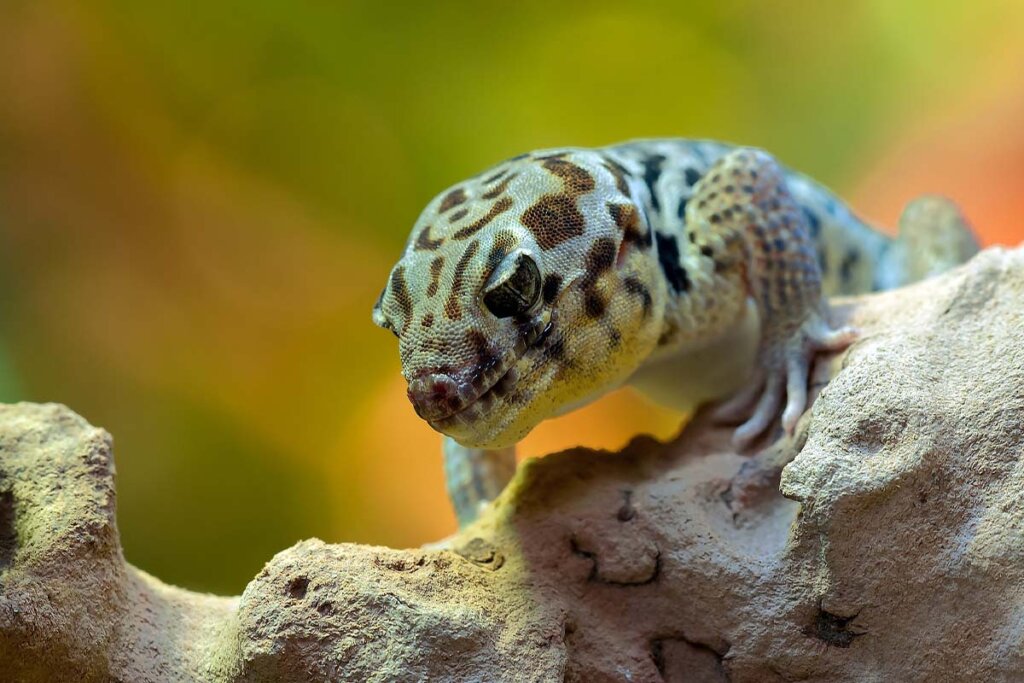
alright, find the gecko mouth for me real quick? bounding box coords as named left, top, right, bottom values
left=423, top=311, right=556, bottom=430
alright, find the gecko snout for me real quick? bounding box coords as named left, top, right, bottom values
left=407, top=373, right=466, bottom=421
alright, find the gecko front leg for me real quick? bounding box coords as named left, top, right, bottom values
left=443, top=438, right=516, bottom=527
left=688, top=149, right=859, bottom=448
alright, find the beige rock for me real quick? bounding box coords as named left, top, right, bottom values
left=1, top=247, right=1022, bottom=682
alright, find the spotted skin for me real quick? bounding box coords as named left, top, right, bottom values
left=373, top=139, right=979, bottom=525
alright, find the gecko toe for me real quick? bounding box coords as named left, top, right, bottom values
left=732, top=373, right=784, bottom=448
left=781, top=352, right=810, bottom=432
left=810, top=324, right=859, bottom=352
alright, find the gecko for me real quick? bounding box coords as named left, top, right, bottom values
left=372, top=139, right=978, bottom=526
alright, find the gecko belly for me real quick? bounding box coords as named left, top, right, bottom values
left=628, top=298, right=760, bottom=414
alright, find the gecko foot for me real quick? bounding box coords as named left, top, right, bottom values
left=725, top=310, right=858, bottom=449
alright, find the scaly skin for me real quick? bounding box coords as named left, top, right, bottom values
left=373, top=139, right=978, bottom=525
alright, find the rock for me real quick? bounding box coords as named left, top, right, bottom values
left=1, top=247, right=1022, bottom=682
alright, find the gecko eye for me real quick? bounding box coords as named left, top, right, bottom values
left=483, top=253, right=541, bottom=319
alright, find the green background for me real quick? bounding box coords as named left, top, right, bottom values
left=1, top=0, right=1022, bottom=593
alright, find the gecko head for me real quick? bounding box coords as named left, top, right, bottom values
left=373, top=149, right=666, bottom=448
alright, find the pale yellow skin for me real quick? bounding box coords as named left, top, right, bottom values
left=374, top=139, right=978, bottom=525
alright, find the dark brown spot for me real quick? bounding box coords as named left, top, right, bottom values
left=453, top=196, right=514, bottom=240
left=542, top=159, right=595, bottom=193
left=421, top=313, right=434, bottom=328
left=584, top=238, right=617, bottom=281
left=602, top=158, right=631, bottom=196
left=482, top=173, right=517, bottom=200
left=415, top=225, right=443, bottom=251
left=467, top=330, right=498, bottom=372
left=577, top=238, right=616, bottom=319
left=542, top=273, right=563, bottom=305
left=390, top=267, right=413, bottom=332
left=449, top=208, right=468, bottom=223
left=609, top=203, right=650, bottom=248
left=521, top=194, right=585, bottom=250
left=584, top=290, right=606, bottom=318
left=438, top=188, right=467, bottom=213
left=483, top=169, right=508, bottom=184
left=445, top=298, right=461, bottom=321
left=623, top=276, right=652, bottom=317
left=427, top=256, right=444, bottom=297
left=445, top=240, right=480, bottom=320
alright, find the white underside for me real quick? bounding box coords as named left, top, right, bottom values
left=627, top=298, right=761, bottom=413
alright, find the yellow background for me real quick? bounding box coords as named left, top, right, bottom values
left=2, top=1, right=1023, bottom=593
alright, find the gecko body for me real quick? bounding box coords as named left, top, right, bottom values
left=373, top=139, right=977, bottom=524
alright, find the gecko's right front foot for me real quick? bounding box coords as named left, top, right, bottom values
left=714, top=309, right=857, bottom=449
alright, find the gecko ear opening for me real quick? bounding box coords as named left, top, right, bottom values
left=482, top=252, right=541, bottom=319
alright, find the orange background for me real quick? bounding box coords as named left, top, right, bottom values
left=1, top=1, right=1023, bottom=593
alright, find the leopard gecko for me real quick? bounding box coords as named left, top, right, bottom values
left=373, top=139, right=978, bottom=525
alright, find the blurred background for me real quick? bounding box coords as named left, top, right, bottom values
left=2, top=1, right=1023, bottom=594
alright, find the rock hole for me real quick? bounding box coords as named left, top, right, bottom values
left=804, top=607, right=864, bottom=648
left=286, top=576, right=309, bottom=599
left=651, top=636, right=727, bottom=682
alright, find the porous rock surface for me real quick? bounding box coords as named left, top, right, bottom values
left=1, top=247, right=1023, bottom=682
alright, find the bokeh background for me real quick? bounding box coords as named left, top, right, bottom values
left=2, top=1, right=1024, bottom=594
